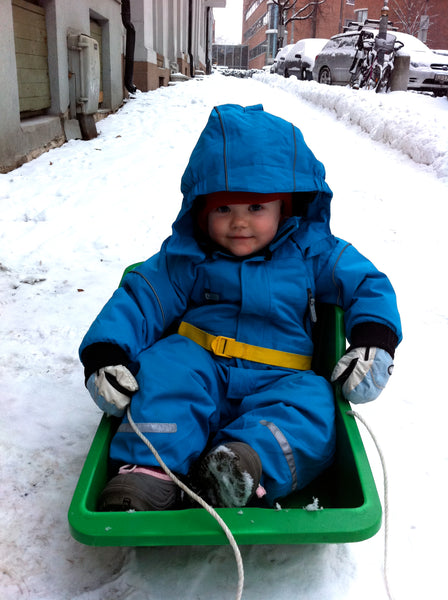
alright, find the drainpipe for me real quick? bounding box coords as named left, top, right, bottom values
left=121, top=0, right=137, bottom=92
left=205, top=6, right=211, bottom=75
left=311, top=5, right=317, bottom=38
left=188, top=0, right=194, bottom=77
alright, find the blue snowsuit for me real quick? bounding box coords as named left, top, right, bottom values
left=80, top=104, right=401, bottom=505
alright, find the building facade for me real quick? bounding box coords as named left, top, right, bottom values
left=0, top=0, right=222, bottom=173
left=132, top=0, right=224, bottom=90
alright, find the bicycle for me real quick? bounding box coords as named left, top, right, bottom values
left=349, top=32, right=404, bottom=93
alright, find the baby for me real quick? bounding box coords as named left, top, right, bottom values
left=80, top=104, right=401, bottom=511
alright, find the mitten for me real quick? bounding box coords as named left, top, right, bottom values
left=86, top=365, right=139, bottom=417
left=331, top=347, right=394, bottom=404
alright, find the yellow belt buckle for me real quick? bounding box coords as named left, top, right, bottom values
left=210, top=335, right=235, bottom=358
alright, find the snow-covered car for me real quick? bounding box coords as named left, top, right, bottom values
left=271, top=45, right=294, bottom=74
left=399, top=33, right=448, bottom=95
left=282, top=38, right=329, bottom=80
left=312, top=28, right=448, bottom=96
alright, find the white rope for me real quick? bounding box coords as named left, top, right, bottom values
left=124, top=404, right=394, bottom=600
left=346, top=410, right=394, bottom=600
left=126, top=406, right=245, bottom=600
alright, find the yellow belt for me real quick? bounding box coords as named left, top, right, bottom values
left=177, top=321, right=312, bottom=370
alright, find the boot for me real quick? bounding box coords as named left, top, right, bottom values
left=194, top=442, right=262, bottom=508
left=98, top=465, right=181, bottom=511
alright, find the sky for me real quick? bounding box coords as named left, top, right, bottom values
left=214, top=0, right=244, bottom=44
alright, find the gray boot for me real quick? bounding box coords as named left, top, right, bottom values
left=98, top=466, right=181, bottom=511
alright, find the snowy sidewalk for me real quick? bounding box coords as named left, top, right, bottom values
left=1, top=73, right=447, bottom=600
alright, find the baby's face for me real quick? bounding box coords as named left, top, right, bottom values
left=207, top=199, right=282, bottom=256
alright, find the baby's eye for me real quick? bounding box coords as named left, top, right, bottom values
left=216, top=205, right=231, bottom=213
left=249, top=204, right=263, bottom=212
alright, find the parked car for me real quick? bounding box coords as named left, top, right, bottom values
left=271, top=45, right=294, bottom=74
left=312, top=28, right=448, bottom=96
left=282, top=38, right=329, bottom=80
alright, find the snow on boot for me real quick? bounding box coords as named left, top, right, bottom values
left=196, top=442, right=262, bottom=508
left=98, top=465, right=181, bottom=511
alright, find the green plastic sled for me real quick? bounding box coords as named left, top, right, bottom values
left=68, top=265, right=382, bottom=547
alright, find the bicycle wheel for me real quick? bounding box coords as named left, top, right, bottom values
left=363, top=63, right=380, bottom=90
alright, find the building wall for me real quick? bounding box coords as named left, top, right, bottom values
left=193, top=0, right=215, bottom=73
left=0, top=0, right=215, bottom=173
left=0, top=4, right=23, bottom=166
left=281, top=1, right=355, bottom=42
left=0, top=0, right=124, bottom=174
left=132, top=0, right=171, bottom=89
left=119, top=0, right=213, bottom=92
left=51, top=0, right=124, bottom=115
left=243, top=0, right=271, bottom=70
left=347, top=0, right=447, bottom=49
left=429, top=0, right=448, bottom=49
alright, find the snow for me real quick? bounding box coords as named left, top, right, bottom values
left=1, top=71, right=448, bottom=600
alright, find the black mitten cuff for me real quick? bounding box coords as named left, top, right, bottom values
left=349, top=322, right=399, bottom=358
left=81, top=342, right=130, bottom=384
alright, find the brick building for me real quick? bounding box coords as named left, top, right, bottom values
left=351, top=1, right=447, bottom=49
left=242, top=0, right=356, bottom=70
left=242, top=0, right=447, bottom=70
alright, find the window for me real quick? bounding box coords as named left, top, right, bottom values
left=245, top=0, right=264, bottom=21
left=249, top=40, right=268, bottom=60
left=355, top=9, right=368, bottom=24
left=338, top=35, right=358, bottom=48
left=323, top=39, right=338, bottom=51
left=243, top=12, right=269, bottom=42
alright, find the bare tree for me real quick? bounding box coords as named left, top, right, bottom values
left=389, top=0, right=434, bottom=39
left=270, top=0, right=327, bottom=49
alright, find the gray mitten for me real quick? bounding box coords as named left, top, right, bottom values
left=331, top=347, right=394, bottom=404
left=87, top=365, right=139, bottom=417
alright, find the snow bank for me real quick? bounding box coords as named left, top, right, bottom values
left=253, top=72, right=448, bottom=181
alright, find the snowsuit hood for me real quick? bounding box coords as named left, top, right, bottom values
left=174, top=104, right=334, bottom=251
